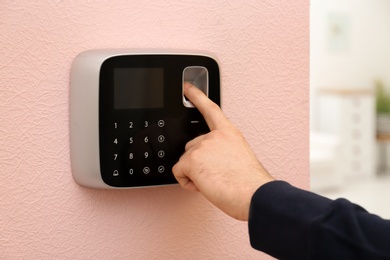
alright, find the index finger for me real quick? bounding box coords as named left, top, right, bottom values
left=183, top=82, right=228, bottom=130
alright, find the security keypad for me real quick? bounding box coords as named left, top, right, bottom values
left=70, top=50, right=220, bottom=188
left=108, top=118, right=172, bottom=184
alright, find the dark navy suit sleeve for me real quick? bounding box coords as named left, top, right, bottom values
left=248, top=181, right=390, bottom=260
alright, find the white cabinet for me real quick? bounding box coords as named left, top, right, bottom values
left=318, top=89, right=376, bottom=179
left=310, top=132, right=342, bottom=190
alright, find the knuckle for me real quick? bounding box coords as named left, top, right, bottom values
left=188, top=146, right=202, bottom=159
left=229, top=126, right=243, bottom=137
left=184, top=141, right=192, bottom=151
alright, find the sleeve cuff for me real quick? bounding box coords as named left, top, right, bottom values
left=248, top=181, right=332, bottom=259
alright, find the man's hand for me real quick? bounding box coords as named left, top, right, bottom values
left=172, top=82, right=274, bottom=221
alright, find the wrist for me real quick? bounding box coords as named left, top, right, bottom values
left=242, top=177, right=274, bottom=221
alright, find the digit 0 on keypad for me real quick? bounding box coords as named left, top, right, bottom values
left=70, top=49, right=220, bottom=188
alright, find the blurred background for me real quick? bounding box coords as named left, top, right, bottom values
left=310, top=0, right=390, bottom=218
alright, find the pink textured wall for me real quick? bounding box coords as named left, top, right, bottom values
left=0, top=1, right=309, bottom=259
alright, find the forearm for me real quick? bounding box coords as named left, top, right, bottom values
left=249, top=181, right=390, bottom=259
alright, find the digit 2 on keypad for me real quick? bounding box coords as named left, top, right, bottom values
left=70, top=50, right=220, bottom=188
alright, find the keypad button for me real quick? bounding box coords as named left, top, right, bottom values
left=143, top=167, right=150, bottom=174
left=108, top=118, right=173, bottom=184
left=158, top=150, right=165, bottom=158
left=158, top=166, right=165, bottom=173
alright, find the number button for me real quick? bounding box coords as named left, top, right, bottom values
left=129, top=137, right=134, bottom=144
left=158, top=135, right=165, bottom=143
left=129, top=169, right=134, bottom=175
left=114, top=122, right=118, bottom=129
left=129, top=121, right=134, bottom=129
left=114, top=154, right=118, bottom=160
left=145, top=121, right=149, bottom=128
left=144, top=136, right=149, bottom=143
left=158, top=150, right=165, bottom=158
left=144, top=152, right=149, bottom=159
left=129, top=153, right=134, bottom=160
left=113, top=138, right=118, bottom=145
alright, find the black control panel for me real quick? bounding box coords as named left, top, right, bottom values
left=98, top=54, right=220, bottom=187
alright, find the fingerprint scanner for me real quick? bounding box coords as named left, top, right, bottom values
left=183, top=66, right=208, bottom=108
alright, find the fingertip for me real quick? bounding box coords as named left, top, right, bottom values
left=183, top=81, right=203, bottom=100
left=183, top=82, right=226, bottom=130
left=183, top=81, right=193, bottom=90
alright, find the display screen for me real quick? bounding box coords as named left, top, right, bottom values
left=114, top=68, right=164, bottom=109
